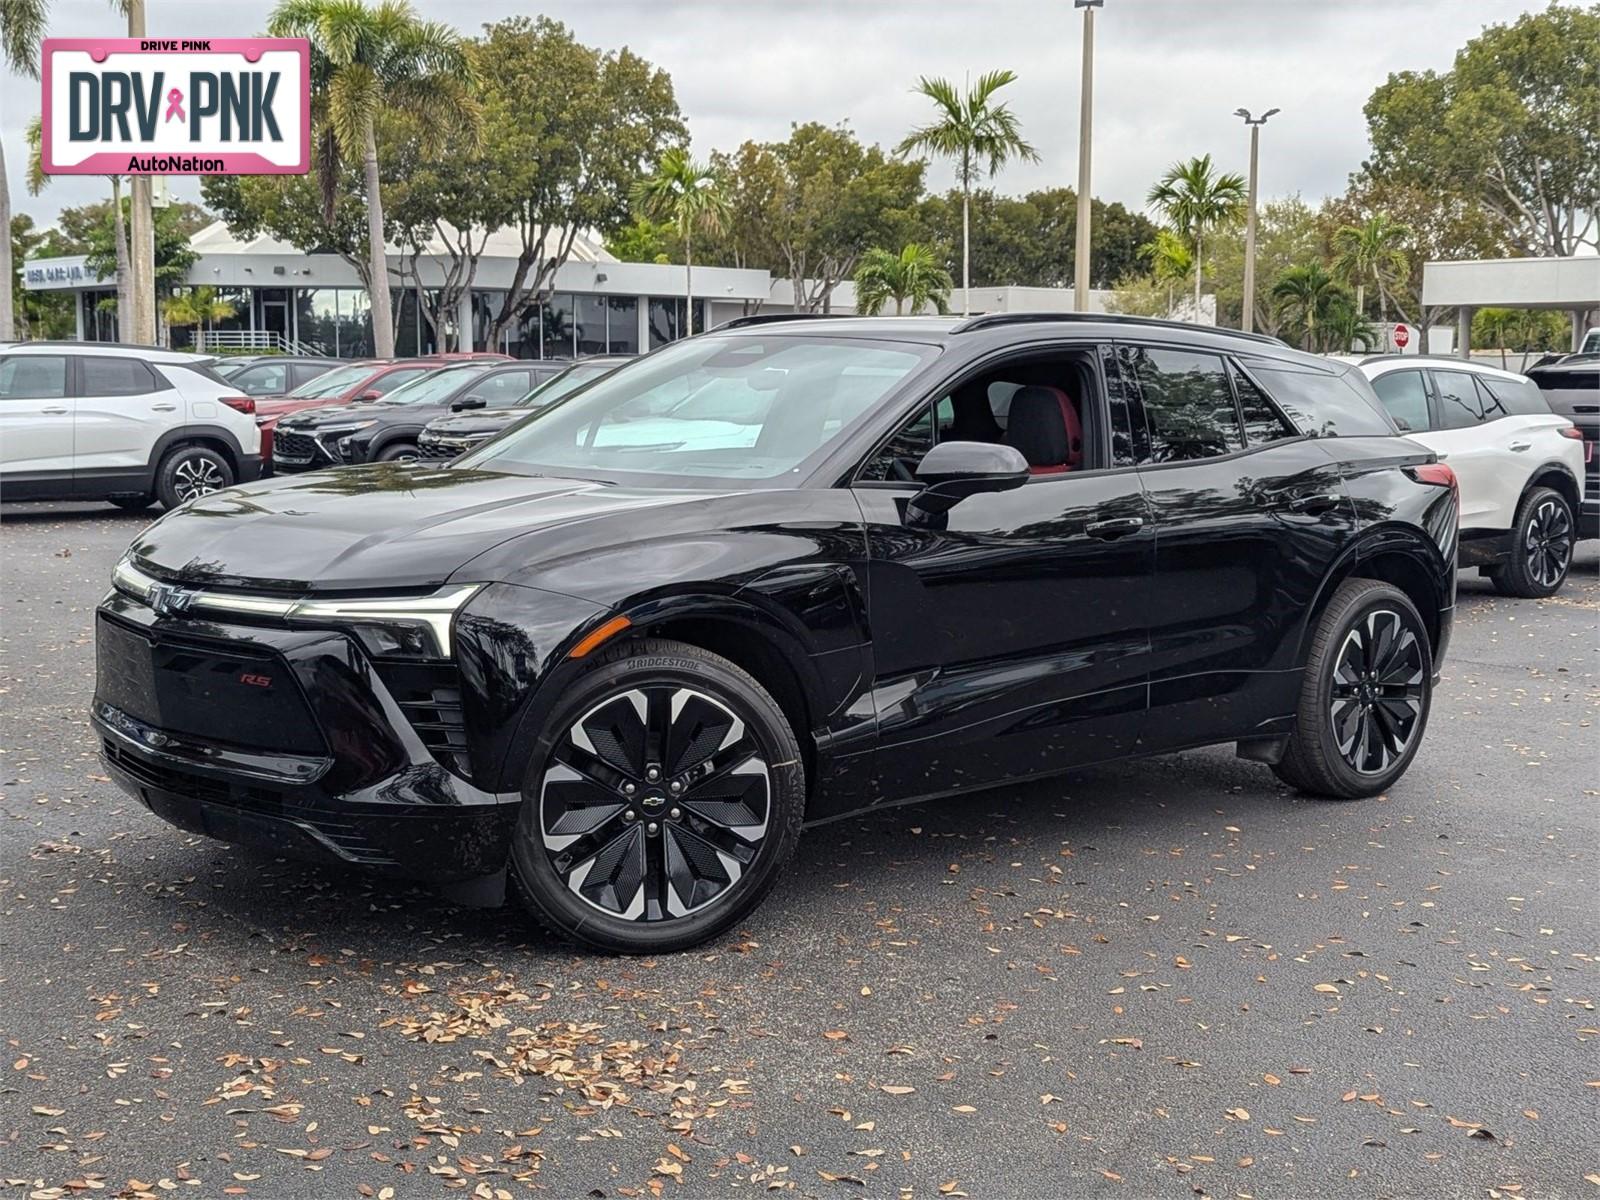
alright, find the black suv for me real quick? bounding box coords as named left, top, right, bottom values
left=1526, top=357, right=1600, bottom=538
left=272, top=361, right=566, bottom=469
left=418, top=355, right=634, bottom=461
left=94, top=315, right=1458, bottom=953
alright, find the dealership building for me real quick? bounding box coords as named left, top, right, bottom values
left=21, top=221, right=1128, bottom=357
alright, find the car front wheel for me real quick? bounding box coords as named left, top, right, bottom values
left=509, top=637, right=805, bottom=953
left=1490, top=486, right=1574, bottom=599
left=1274, top=578, right=1433, bottom=799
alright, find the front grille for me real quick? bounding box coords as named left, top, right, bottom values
left=104, top=738, right=395, bottom=865
left=271, top=429, right=323, bottom=466
left=418, top=435, right=476, bottom=461
left=376, top=662, right=471, bottom=780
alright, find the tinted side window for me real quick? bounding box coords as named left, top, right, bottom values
left=233, top=363, right=288, bottom=396
left=1249, top=364, right=1396, bottom=437
left=1480, top=374, right=1549, bottom=417
left=1432, top=371, right=1483, bottom=430
left=1369, top=370, right=1431, bottom=433
left=858, top=402, right=935, bottom=481
left=464, top=371, right=535, bottom=408
left=1230, top=364, right=1298, bottom=445
left=81, top=356, right=160, bottom=396
left=1123, top=346, right=1242, bottom=462
left=0, top=355, right=69, bottom=399
left=371, top=368, right=424, bottom=395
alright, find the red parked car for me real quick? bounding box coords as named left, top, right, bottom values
left=257, top=353, right=509, bottom=470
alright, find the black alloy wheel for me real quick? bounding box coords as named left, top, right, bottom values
left=510, top=639, right=804, bottom=953
left=1274, top=578, right=1433, bottom=799
left=1492, top=487, right=1573, bottom=598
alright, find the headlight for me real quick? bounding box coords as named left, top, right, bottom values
left=110, top=559, right=480, bottom=658
left=315, top=420, right=377, bottom=439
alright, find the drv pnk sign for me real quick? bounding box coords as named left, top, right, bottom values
left=41, top=38, right=308, bottom=175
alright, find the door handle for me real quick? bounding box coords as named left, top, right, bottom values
left=152, top=403, right=178, bottom=412
left=1286, top=493, right=1343, bottom=515
left=1085, top=516, right=1144, bottom=540
left=1508, top=440, right=1531, bottom=452
left=41, top=406, right=69, bottom=415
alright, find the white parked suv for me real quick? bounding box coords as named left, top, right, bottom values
left=0, top=342, right=263, bottom=511
left=1360, top=355, right=1588, bottom=597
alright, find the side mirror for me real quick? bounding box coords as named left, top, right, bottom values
left=906, top=440, right=1029, bottom=526
left=353, top=389, right=382, bottom=402
left=451, top=396, right=487, bottom=412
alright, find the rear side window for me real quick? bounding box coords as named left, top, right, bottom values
left=372, top=368, right=425, bottom=395
left=1229, top=364, right=1298, bottom=445
left=232, top=362, right=288, bottom=396
left=1369, top=370, right=1431, bottom=433
left=81, top=356, right=160, bottom=396
left=1249, top=364, right=1396, bottom=437
left=461, top=370, right=535, bottom=408
left=1432, top=370, right=1484, bottom=430
left=0, top=355, right=69, bottom=399
left=1122, top=346, right=1243, bottom=462
left=1479, top=374, right=1549, bottom=417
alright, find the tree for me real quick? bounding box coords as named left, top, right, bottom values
left=0, top=0, right=50, bottom=340
left=912, top=186, right=1156, bottom=290
left=631, top=149, right=728, bottom=337
left=1272, top=263, right=1346, bottom=352
left=896, top=70, right=1037, bottom=315
left=1362, top=4, right=1599, bottom=259
left=1204, top=194, right=1322, bottom=332
left=9, top=214, right=78, bottom=338
left=1330, top=213, right=1412, bottom=324
left=1146, top=153, right=1246, bottom=316
left=163, top=285, right=237, bottom=347
left=853, top=243, right=954, bottom=315
left=267, top=0, right=479, bottom=359
left=604, top=216, right=676, bottom=265
left=472, top=16, right=682, bottom=347
left=1136, top=229, right=1193, bottom=314
left=704, top=124, right=924, bottom=313
left=70, top=198, right=202, bottom=342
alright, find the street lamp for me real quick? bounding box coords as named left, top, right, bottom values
left=1234, top=106, right=1279, bottom=334
left=1073, top=0, right=1104, bottom=313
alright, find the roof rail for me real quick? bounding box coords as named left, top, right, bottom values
left=712, top=313, right=854, bottom=331
left=950, top=311, right=1286, bottom=347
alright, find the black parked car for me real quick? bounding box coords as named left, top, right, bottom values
left=418, top=355, right=633, bottom=461
left=94, top=314, right=1458, bottom=953
left=273, top=360, right=566, bottom=470
left=1526, top=357, right=1600, bottom=538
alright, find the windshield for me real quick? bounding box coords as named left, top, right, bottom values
left=517, top=361, right=620, bottom=408
left=378, top=364, right=491, bottom=406
left=288, top=362, right=374, bottom=399
left=456, top=334, right=933, bottom=486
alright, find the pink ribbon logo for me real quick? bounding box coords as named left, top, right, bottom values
left=164, top=88, right=185, bottom=123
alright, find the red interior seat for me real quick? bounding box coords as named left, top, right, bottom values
left=1004, top=385, right=1082, bottom=475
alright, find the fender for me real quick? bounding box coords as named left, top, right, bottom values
left=1293, top=523, right=1452, bottom=663
left=148, top=424, right=250, bottom=480
left=1523, top=459, right=1581, bottom=503
left=364, top=425, right=425, bottom=461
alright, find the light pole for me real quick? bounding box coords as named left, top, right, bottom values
left=1234, top=107, right=1278, bottom=334
left=1073, top=0, right=1103, bottom=313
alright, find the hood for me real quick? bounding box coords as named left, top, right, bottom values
left=127, top=463, right=721, bottom=592
left=257, top=395, right=342, bottom=419
left=424, top=409, right=527, bottom=437
left=278, top=401, right=388, bottom=428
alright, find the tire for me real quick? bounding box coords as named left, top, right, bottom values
left=108, top=495, right=154, bottom=511
left=1488, top=486, right=1574, bottom=599
left=1273, top=578, right=1433, bottom=800
left=154, top=444, right=233, bottom=510
left=374, top=442, right=418, bottom=463
left=509, top=637, right=805, bottom=954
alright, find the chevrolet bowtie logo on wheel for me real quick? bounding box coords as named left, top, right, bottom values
left=147, top=583, right=198, bottom=617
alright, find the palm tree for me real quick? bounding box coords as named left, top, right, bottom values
left=1136, top=229, right=1194, bottom=315
left=267, top=0, right=478, bottom=359
left=163, top=286, right=238, bottom=350
left=1330, top=213, right=1413, bottom=326
left=853, top=244, right=955, bottom=316
left=4, top=1, right=130, bottom=340
left=24, top=115, right=132, bottom=339
left=1323, top=291, right=1378, bottom=355
left=1146, top=154, right=1246, bottom=319
left=631, top=149, right=729, bottom=338
left=897, top=70, right=1037, bottom=316
left=1272, top=263, right=1343, bottom=352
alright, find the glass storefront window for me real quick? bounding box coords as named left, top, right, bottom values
left=606, top=296, right=639, bottom=355
left=647, top=298, right=706, bottom=348
left=340, top=289, right=374, bottom=358
left=576, top=295, right=608, bottom=357
left=542, top=293, right=575, bottom=359
left=295, top=289, right=339, bottom=356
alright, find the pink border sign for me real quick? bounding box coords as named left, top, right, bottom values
left=41, top=37, right=310, bottom=175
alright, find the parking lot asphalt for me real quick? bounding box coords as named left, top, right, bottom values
left=1, top=502, right=1596, bottom=1200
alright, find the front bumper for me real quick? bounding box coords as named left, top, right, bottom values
left=92, top=593, right=521, bottom=880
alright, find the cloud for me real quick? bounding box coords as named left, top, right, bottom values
left=3, top=0, right=1546, bottom=229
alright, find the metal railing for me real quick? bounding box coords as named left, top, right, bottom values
left=193, top=329, right=326, bottom=356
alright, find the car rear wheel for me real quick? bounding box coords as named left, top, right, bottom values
left=154, top=445, right=233, bottom=510
left=1274, top=578, right=1433, bottom=799
left=509, top=637, right=805, bottom=953
left=1489, top=486, right=1573, bottom=598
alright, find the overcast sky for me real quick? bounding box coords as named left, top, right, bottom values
left=3, top=0, right=1549, bottom=230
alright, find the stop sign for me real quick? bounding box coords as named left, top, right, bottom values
left=1393, top=323, right=1411, bottom=349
